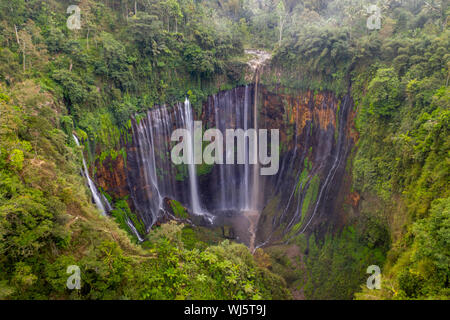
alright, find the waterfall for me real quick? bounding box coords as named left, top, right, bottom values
left=73, top=134, right=106, bottom=216
left=102, top=191, right=144, bottom=242
left=124, top=74, right=352, bottom=249
left=255, top=91, right=353, bottom=248
left=130, top=112, right=164, bottom=228
left=242, top=85, right=250, bottom=210
left=213, top=95, right=226, bottom=210
left=251, top=70, right=260, bottom=211
left=123, top=51, right=273, bottom=244
left=203, top=86, right=262, bottom=213
left=73, top=134, right=145, bottom=242
left=127, top=89, right=263, bottom=224
left=73, top=46, right=351, bottom=249
left=128, top=98, right=209, bottom=227
left=182, top=98, right=203, bottom=215
left=126, top=218, right=144, bottom=242
left=297, top=95, right=351, bottom=234
left=102, top=194, right=113, bottom=212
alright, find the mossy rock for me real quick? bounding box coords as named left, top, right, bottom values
left=168, top=199, right=189, bottom=219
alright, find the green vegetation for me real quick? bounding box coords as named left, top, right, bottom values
left=228, top=0, right=448, bottom=300
left=0, top=0, right=448, bottom=300
left=349, top=16, right=449, bottom=299
left=169, top=199, right=189, bottom=219
left=301, top=226, right=387, bottom=300
left=294, top=158, right=311, bottom=195
left=299, top=175, right=320, bottom=226
left=0, top=0, right=248, bottom=170
left=0, top=0, right=289, bottom=300
left=110, top=198, right=146, bottom=239
left=142, top=222, right=291, bottom=299
left=0, top=85, right=289, bottom=299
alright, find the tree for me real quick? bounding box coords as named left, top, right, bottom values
left=367, top=68, right=402, bottom=118
left=129, top=13, right=165, bottom=59
left=164, top=0, right=183, bottom=33
left=412, top=198, right=450, bottom=290
left=276, top=0, right=286, bottom=46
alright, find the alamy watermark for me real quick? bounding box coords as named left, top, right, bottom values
left=366, top=5, right=382, bottom=30
left=366, top=265, right=381, bottom=290
left=171, top=122, right=280, bottom=176
left=67, top=5, right=81, bottom=30
left=66, top=265, right=81, bottom=290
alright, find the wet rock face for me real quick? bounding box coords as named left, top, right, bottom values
left=254, top=87, right=355, bottom=245
left=96, top=85, right=356, bottom=245
left=95, top=153, right=129, bottom=200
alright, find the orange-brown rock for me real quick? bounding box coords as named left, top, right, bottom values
left=347, top=191, right=361, bottom=209
left=95, top=154, right=129, bottom=199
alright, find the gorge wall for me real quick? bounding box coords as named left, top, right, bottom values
left=94, top=84, right=357, bottom=247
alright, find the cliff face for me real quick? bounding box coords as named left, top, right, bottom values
left=94, top=85, right=357, bottom=245
left=255, top=87, right=356, bottom=245
left=95, top=153, right=129, bottom=200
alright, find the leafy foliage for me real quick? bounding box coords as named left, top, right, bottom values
left=0, top=0, right=448, bottom=301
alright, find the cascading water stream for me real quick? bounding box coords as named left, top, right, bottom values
left=243, top=50, right=271, bottom=251
left=73, top=134, right=145, bottom=241
left=126, top=219, right=144, bottom=242
left=251, top=72, right=260, bottom=212
left=183, top=98, right=203, bottom=215
left=208, top=85, right=261, bottom=214
left=214, top=95, right=226, bottom=209
left=243, top=85, right=250, bottom=210
left=73, top=134, right=106, bottom=216
left=296, top=95, right=351, bottom=235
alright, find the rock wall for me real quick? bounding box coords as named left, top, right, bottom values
left=93, top=84, right=357, bottom=245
